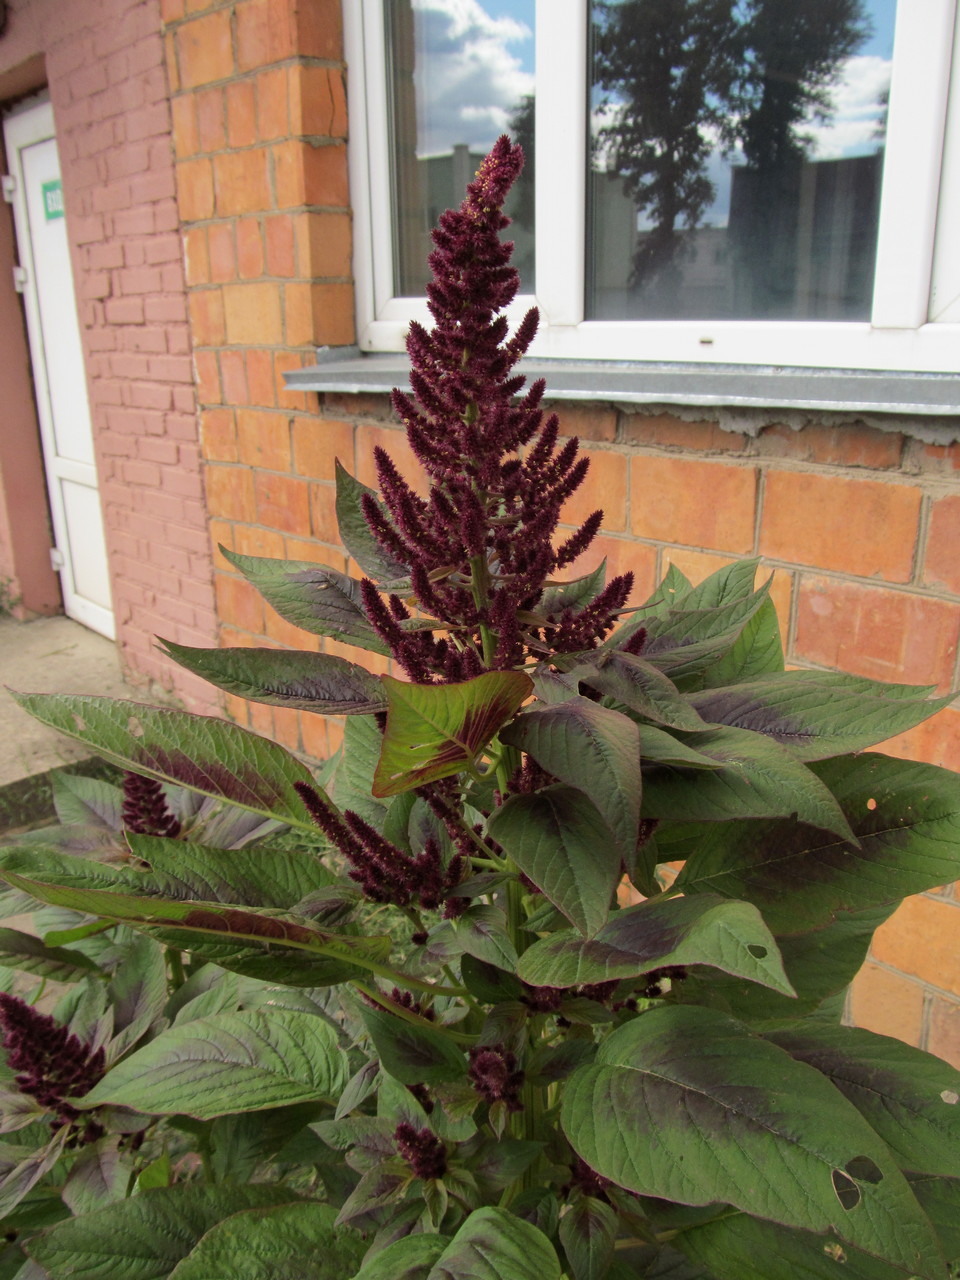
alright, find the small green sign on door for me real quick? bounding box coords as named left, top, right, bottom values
left=41, top=179, right=64, bottom=221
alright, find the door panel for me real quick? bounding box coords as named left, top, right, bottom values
left=3, top=98, right=114, bottom=638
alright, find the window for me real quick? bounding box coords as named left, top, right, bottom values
left=344, top=0, right=960, bottom=373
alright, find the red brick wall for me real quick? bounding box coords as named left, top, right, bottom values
left=0, top=0, right=217, bottom=711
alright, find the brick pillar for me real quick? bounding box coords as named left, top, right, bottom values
left=163, top=0, right=356, bottom=757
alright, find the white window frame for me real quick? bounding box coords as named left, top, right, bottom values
left=344, top=0, right=960, bottom=374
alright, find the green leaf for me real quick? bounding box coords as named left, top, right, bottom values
left=674, top=1209, right=920, bottom=1280
left=107, top=933, right=167, bottom=1057
left=167, top=1200, right=365, bottom=1279
left=61, top=1140, right=135, bottom=1216
left=768, top=1025, right=960, bottom=1178
left=0, top=850, right=388, bottom=979
left=621, top=584, right=771, bottom=684
left=330, top=715, right=391, bottom=830
left=517, top=894, right=794, bottom=996
left=642, top=725, right=857, bottom=841
left=607, top=564, right=692, bottom=649
left=50, top=771, right=123, bottom=829
left=680, top=558, right=762, bottom=611
left=0, top=1128, right=70, bottom=1221
left=502, top=697, right=641, bottom=864
left=125, top=832, right=335, bottom=909
left=360, top=1002, right=465, bottom=1085
left=335, top=460, right=410, bottom=588
left=373, top=671, right=532, bottom=798
left=0, top=927, right=101, bottom=983
left=209, top=1103, right=323, bottom=1183
left=486, top=785, right=621, bottom=937
left=25, top=1184, right=296, bottom=1280
left=158, top=643, right=387, bottom=715
left=351, top=1234, right=450, bottom=1279
left=539, top=561, right=607, bottom=617
left=688, top=672, right=951, bottom=761
left=80, top=1008, right=347, bottom=1119
left=8, top=694, right=318, bottom=831
left=580, top=652, right=709, bottom=732
left=426, top=1206, right=562, bottom=1280
left=558, top=1195, right=618, bottom=1280
left=221, top=548, right=392, bottom=656
left=561, top=1006, right=943, bottom=1277
left=636, top=725, right=726, bottom=770
left=451, top=905, right=518, bottom=971
left=673, top=753, right=960, bottom=933
left=695, top=595, right=785, bottom=689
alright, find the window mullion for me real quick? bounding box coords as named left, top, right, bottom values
left=871, top=0, right=956, bottom=329
left=534, top=0, right=588, bottom=328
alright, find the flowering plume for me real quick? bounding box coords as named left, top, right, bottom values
left=0, top=994, right=105, bottom=1140
left=360, top=136, right=633, bottom=680
left=122, top=772, right=181, bottom=838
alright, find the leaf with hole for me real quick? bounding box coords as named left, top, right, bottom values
left=158, top=642, right=387, bottom=715
left=517, top=894, right=793, bottom=996
left=373, top=670, right=532, bottom=797
left=561, top=1005, right=942, bottom=1277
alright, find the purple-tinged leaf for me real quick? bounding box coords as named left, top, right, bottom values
left=9, top=693, right=319, bottom=830
left=427, top=1206, right=562, bottom=1279
left=158, top=642, right=387, bottom=715
left=558, top=1195, right=617, bottom=1280
left=221, top=547, right=391, bottom=655
left=578, top=652, right=708, bottom=732
left=373, top=671, right=532, bottom=797
left=335, top=460, right=410, bottom=588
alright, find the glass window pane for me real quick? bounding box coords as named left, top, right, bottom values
left=385, top=0, right=536, bottom=297
left=586, top=0, right=897, bottom=321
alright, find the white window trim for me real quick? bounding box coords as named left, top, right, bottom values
left=344, top=0, right=960, bottom=374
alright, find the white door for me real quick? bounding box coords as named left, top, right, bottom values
left=3, top=98, right=114, bottom=639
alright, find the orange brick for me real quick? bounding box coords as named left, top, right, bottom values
left=257, top=67, right=289, bottom=140
left=223, top=691, right=250, bottom=727
left=286, top=539, right=347, bottom=571
left=621, top=413, right=747, bottom=454
left=246, top=348, right=276, bottom=406
left=300, top=711, right=328, bottom=760
left=237, top=409, right=292, bottom=470
left=223, top=282, right=283, bottom=345
left=562, top=447, right=627, bottom=532
left=630, top=455, right=757, bottom=554
left=326, top=716, right=345, bottom=753
left=233, top=524, right=287, bottom=558
left=871, top=894, right=960, bottom=992
left=226, top=79, right=257, bottom=148
left=924, top=495, right=960, bottom=596
left=265, top=214, right=296, bottom=277
left=214, top=148, right=272, bottom=216
left=196, top=86, right=226, bottom=152
left=236, top=217, right=265, bottom=279
left=758, top=423, right=903, bottom=469
left=219, top=348, right=248, bottom=405
left=177, top=10, right=234, bottom=89
left=188, top=288, right=225, bottom=346
left=183, top=226, right=210, bottom=284
left=848, top=961, right=925, bottom=1046
left=236, top=0, right=296, bottom=69
left=275, top=352, right=310, bottom=410
left=209, top=520, right=235, bottom=570
left=552, top=404, right=616, bottom=444
left=356, top=424, right=426, bottom=495
left=200, top=408, right=237, bottom=461
left=171, top=95, right=199, bottom=158
left=295, top=211, right=351, bottom=279
left=274, top=139, right=349, bottom=208
left=760, top=471, right=920, bottom=582
left=265, top=607, right=320, bottom=650
left=207, top=222, right=236, bottom=283
left=309, top=482, right=339, bottom=543
left=293, top=417, right=354, bottom=481
left=206, top=464, right=257, bottom=521
left=256, top=472, right=310, bottom=535
left=284, top=281, right=354, bottom=346
left=176, top=157, right=214, bottom=222
left=927, top=995, right=960, bottom=1067
left=160, top=0, right=186, bottom=21
left=296, top=0, right=342, bottom=60
left=247, top=701, right=275, bottom=738
left=289, top=64, right=346, bottom=137
left=563, top=535, right=659, bottom=607
left=794, top=576, right=960, bottom=689
left=194, top=349, right=221, bottom=404
left=273, top=706, right=302, bottom=751
left=873, top=704, right=960, bottom=773
left=911, top=442, right=960, bottom=475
